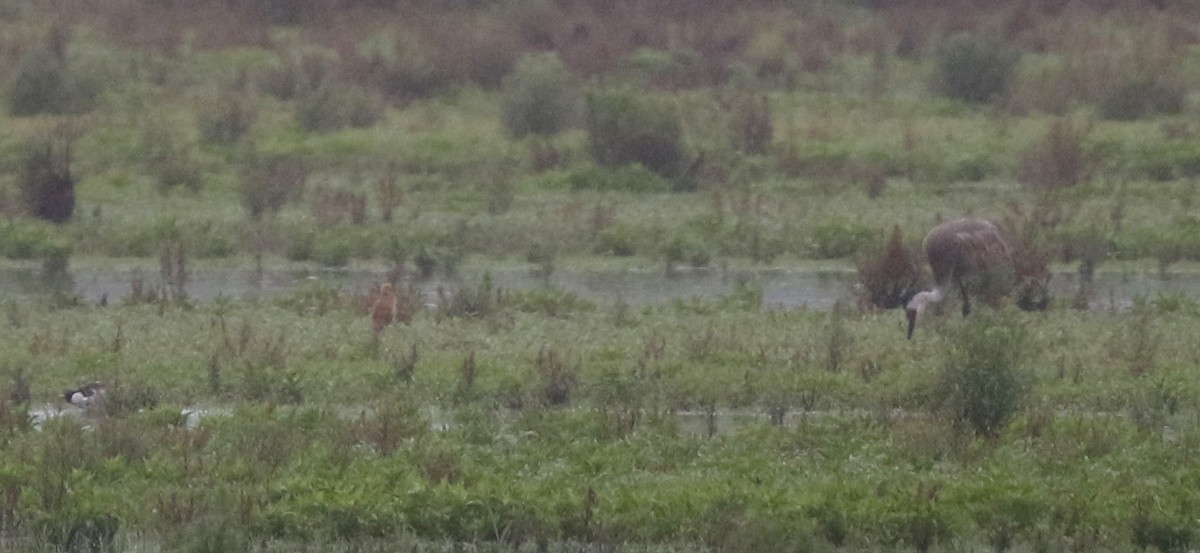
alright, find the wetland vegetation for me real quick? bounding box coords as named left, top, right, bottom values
left=2, top=0, right=1200, bottom=550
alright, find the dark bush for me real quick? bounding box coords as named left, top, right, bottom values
left=8, top=30, right=98, bottom=116
left=144, top=126, right=202, bottom=193
left=585, top=90, right=685, bottom=177
left=1099, top=78, right=1184, bottom=121
left=295, top=84, right=384, bottom=133
left=199, top=90, right=258, bottom=145
left=501, top=53, right=580, bottom=138
left=240, top=150, right=308, bottom=220
left=856, top=225, right=924, bottom=309
left=1132, top=508, right=1193, bottom=553
left=361, top=34, right=447, bottom=101
left=933, top=34, right=1020, bottom=104
left=19, top=137, right=75, bottom=224
left=1018, top=119, right=1088, bottom=192
left=728, top=92, right=773, bottom=155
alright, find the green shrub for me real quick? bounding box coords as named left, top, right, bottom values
left=567, top=164, right=672, bottom=193
left=8, top=31, right=99, bottom=116
left=501, top=53, right=580, bottom=138
left=295, top=84, right=384, bottom=133
left=936, top=314, right=1028, bottom=437
left=933, top=34, right=1019, bottom=104
left=811, top=220, right=875, bottom=259
left=662, top=234, right=713, bottom=269
left=594, top=224, right=640, bottom=257
left=729, top=92, right=773, bottom=155
left=1099, top=78, right=1184, bottom=121
left=585, top=90, right=685, bottom=177
left=199, top=89, right=258, bottom=145
left=143, top=125, right=203, bottom=194
left=360, top=32, right=447, bottom=100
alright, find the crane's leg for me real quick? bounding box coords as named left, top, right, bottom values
left=957, top=277, right=971, bottom=317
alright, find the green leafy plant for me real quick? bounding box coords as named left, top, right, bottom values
left=585, top=90, right=685, bottom=177
left=936, top=314, right=1028, bottom=437
left=933, top=33, right=1019, bottom=104
left=501, top=53, right=580, bottom=138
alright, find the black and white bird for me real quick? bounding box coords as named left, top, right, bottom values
left=63, top=381, right=107, bottom=408
left=906, top=218, right=1013, bottom=339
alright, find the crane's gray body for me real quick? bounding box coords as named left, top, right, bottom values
left=923, top=218, right=1012, bottom=290
left=906, top=218, right=1013, bottom=338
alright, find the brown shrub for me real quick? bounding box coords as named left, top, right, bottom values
left=1018, top=119, right=1089, bottom=192
left=856, top=225, right=925, bottom=310
left=1000, top=204, right=1054, bottom=311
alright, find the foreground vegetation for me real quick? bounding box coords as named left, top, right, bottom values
left=0, top=283, right=1196, bottom=551
left=3, top=0, right=1200, bottom=550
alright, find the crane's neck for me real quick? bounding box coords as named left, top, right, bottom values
left=906, top=287, right=945, bottom=340
left=907, top=287, right=945, bottom=313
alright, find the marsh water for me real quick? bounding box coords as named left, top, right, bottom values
left=16, top=262, right=1200, bottom=428
left=3, top=262, right=1197, bottom=311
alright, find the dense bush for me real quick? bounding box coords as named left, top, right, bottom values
left=937, top=314, right=1028, bottom=437
left=1098, top=78, right=1184, bottom=121
left=8, top=32, right=98, bottom=116
left=1018, top=119, right=1088, bottom=192
left=295, top=84, right=385, bottom=133
left=933, top=34, right=1019, bottom=104
left=198, top=89, right=258, bottom=145
left=857, top=226, right=924, bottom=310
left=728, top=92, right=773, bottom=155
left=360, top=33, right=447, bottom=101
left=585, top=90, right=685, bottom=177
left=143, top=125, right=202, bottom=193
left=501, top=53, right=580, bottom=138
left=240, top=150, right=309, bottom=220
left=18, top=137, right=75, bottom=224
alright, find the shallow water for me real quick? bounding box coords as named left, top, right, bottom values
left=3, top=263, right=1197, bottom=311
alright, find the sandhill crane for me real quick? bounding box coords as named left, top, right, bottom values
left=906, top=218, right=1013, bottom=339
left=371, top=283, right=398, bottom=335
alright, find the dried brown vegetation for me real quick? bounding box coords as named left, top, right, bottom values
left=856, top=226, right=925, bottom=310
left=1018, top=119, right=1090, bottom=192
left=1001, top=205, right=1054, bottom=311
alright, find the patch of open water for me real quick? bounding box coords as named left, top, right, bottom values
left=1, top=264, right=1194, bottom=311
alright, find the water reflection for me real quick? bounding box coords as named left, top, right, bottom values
left=0, top=264, right=1196, bottom=311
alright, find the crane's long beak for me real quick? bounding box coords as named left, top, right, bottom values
left=906, top=308, right=917, bottom=340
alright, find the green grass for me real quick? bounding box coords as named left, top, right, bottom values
left=5, top=1, right=1200, bottom=550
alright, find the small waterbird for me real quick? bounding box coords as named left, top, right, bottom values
left=63, top=381, right=107, bottom=407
